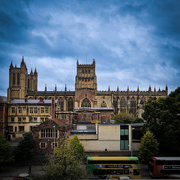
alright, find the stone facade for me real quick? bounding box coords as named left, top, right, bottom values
left=32, top=119, right=71, bottom=154
left=6, top=57, right=168, bottom=140
left=0, top=96, right=8, bottom=136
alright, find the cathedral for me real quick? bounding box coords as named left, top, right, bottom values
left=7, top=57, right=168, bottom=140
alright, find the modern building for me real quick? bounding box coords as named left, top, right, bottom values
left=5, top=57, right=168, bottom=140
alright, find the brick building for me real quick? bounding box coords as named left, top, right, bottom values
left=32, top=119, right=71, bottom=153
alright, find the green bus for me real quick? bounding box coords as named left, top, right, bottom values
left=87, top=156, right=141, bottom=179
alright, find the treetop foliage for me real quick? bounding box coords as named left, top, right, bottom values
left=142, top=87, right=180, bottom=153
left=138, top=130, right=159, bottom=164
left=0, top=133, right=14, bottom=166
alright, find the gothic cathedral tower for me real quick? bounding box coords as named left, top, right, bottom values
left=7, top=57, right=38, bottom=102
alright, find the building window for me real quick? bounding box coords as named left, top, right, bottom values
left=34, top=107, right=37, bottom=114
left=30, top=107, right=33, bottom=114
left=130, top=97, right=136, bottom=114
left=120, top=125, right=129, bottom=150
left=59, top=98, right=64, bottom=111
left=18, top=107, right=22, bottom=114
left=8, top=126, right=13, bottom=132
left=40, top=142, right=46, bottom=149
left=12, top=107, right=15, bottom=113
left=18, top=117, right=21, bottom=122
left=34, top=118, right=37, bottom=122
left=11, top=117, right=14, bottom=122
left=81, top=98, right=91, bottom=107
left=13, top=73, right=16, bottom=85
left=19, top=126, right=24, bottom=132
left=41, top=107, right=44, bottom=114
left=17, top=73, right=20, bottom=85
left=23, top=117, right=26, bottom=122
left=41, top=129, right=57, bottom=138
left=41, top=117, right=44, bottom=122
left=101, top=101, right=107, bottom=107
left=45, top=107, right=49, bottom=114
left=30, top=126, right=33, bottom=131
left=23, top=107, right=26, bottom=114
left=52, top=142, right=58, bottom=148
left=62, top=114, right=66, bottom=119
left=68, top=97, right=73, bottom=111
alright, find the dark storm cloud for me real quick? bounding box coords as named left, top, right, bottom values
left=0, top=0, right=180, bottom=96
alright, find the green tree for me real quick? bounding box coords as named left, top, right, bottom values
left=69, top=135, right=86, bottom=162
left=0, top=133, right=14, bottom=166
left=138, top=131, right=159, bottom=164
left=113, top=112, right=135, bottom=124
left=142, top=87, right=180, bottom=153
left=15, top=133, right=35, bottom=160
left=42, top=139, right=86, bottom=180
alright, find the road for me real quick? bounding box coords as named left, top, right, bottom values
left=0, top=164, right=150, bottom=180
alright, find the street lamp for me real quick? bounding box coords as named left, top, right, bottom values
left=53, top=125, right=55, bottom=151
left=131, top=127, right=135, bottom=157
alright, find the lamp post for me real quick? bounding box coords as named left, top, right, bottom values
left=131, top=127, right=135, bottom=157
left=53, top=125, right=55, bottom=151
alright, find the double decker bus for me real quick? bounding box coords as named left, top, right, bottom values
left=87, top=156, right=141, bottom=179
left=149, top=157, right=180, bottom=179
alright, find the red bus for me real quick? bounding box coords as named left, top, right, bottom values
left=149, top=157, right=180, bottom=179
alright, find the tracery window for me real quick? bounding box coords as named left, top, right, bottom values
left=68, top=97, right=73, bottom=111
left=17, top=73, right=20, bottom=85
left=81, top=98, right=91, bottom=107
left=101, top=101, right=107, bottom=107
left=59, top=98, right=64, bottom=111
left=13, top=73, right=16, bottom=85
left=130, top=97, right=136, bottom=114
left=120, top=97, right=127, bottom=113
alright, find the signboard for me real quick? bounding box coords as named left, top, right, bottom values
left=164, top=165, right=180, bottom=169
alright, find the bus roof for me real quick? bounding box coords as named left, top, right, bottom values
left=152, top=157, right=180, bottom=161
left=87, top=157, right=139, bottom=161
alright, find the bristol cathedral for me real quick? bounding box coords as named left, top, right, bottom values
left=6, top=57, right=168, bottom=140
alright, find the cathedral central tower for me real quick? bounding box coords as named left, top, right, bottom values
left=75, top=59, right=97, bottom=90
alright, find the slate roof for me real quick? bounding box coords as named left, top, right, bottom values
left=10, top=99, right=58, bottom=104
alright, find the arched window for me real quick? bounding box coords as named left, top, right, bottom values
left=17, top=73, right=20, bottom=85
left=101, top=101, right=107, bottom=107
left=81, top=98, right=91, bottom=107
left=13, top=73, right=16, bottom=85
left=130, top=97, right=136, bottom=114
left=28, top=79, right=30, bottom=89
left=59, top=97, right=64, bottom=111
left=120, top=97, right=126, bottom=113
left=68, top=97, right=73, bottom=111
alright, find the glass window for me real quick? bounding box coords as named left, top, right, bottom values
left=120, top=126, right=129, bottom=150
left=8, top=126, right=13, bottom=131
left=41, top=118, right=44, bottom=122
left=23, top=107, right=26, bottom=113
left=19, top=126, right=24, bottom=132
left=45, top=107, right=49, bottom=113
left=41, top=107, right=44, bottom=114
left=12, top=107, right=15, bottom=113
left=18, top=107, right=22, bottom=113
left=52, top=142, right=58, bottom=148
left=18, top=117, right=21, bottom=122
left=40, top=129, right=57, bottom=138
left=17, top=73, right=20, bottom=85
left=34, top=118, right=37, bottom=122
left=30, top=107, right=33, bottom=113
left=23, top=117, right=26, bottom=122
left=11, top=117, right=14, bottom=122
left=34, top=107, right=37, bottom=113
left=40, top=142, right=46, bottom=149
left=81, top=98, right=91, bottom=107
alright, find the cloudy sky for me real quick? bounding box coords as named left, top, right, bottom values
left=0, top=0, right=180, bottom=96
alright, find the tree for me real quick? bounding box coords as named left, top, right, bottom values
left=31, top=136, right=86, bottom=180
left=0, top=133, right=14, bottom=166
left=138, top=131, right=159, bottom=164
left=113, top=112, right=135, bottom=124
left=15, top=133, right=35, bottom=160
left=69, top=135, right=86, bottom=162
left=142, top=87, right=180, bottom=153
